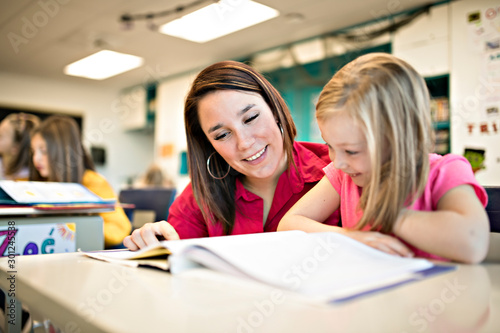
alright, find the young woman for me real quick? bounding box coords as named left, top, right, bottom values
left=30, top=115, right=131, bottom=248
left=278, top=53, right=489, bottom=264
left=124, top=61, right=339, bottom=250
left=0, top=112, right=40, bottom=180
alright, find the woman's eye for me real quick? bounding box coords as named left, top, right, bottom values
left=346, top=150, right=358, bottom=155
left=244, top=113, right=259, bottom=124
left=214, top=132, right=228, bottom=141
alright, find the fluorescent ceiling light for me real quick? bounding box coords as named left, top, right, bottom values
left=64, top=50, right=144, bottom=80
left=159, top=0, right=279, bottom=43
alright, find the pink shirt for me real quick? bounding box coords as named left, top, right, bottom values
left=170, top=141, right=340, bottom=239
left=324, top=153, right=488, bottom=260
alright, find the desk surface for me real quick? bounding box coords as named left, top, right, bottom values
left=0, top=206, right=113, bottom=216
left=0, top=252, right=499, bottom=333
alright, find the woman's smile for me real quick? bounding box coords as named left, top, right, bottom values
left=244, top=146, right=267, bottom=162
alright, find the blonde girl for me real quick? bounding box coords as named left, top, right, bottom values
left=278, top=53, right=489, bottom=264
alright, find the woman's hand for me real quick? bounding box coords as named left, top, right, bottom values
left=123, top=221, right=180, bottom=250
left=345, top=231, right=414, bottom=257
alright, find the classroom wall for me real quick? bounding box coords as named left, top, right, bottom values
left=153, top=0, right=500, bottom=186
left=449, top=0, right=500, bottom=185
left=393, top=0, right=500, bottom=185
left=0, top=0, right=497, bottom=192
left=0, top=71, right=155, bottom=191
left=155, top=72, right=197, bottom=193
left=392, top=3, right=449, bottom=76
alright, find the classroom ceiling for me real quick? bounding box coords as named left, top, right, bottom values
left=0, top=0, right=442, bottom=91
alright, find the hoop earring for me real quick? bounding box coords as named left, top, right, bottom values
left=278, top=122, right=284, bottom=137
left=207, top=152, right=231, bottom=180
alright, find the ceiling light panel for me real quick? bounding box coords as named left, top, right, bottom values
left=64, top=50, right=144, bottom=80
left=159, top=0, right=279, bottom=43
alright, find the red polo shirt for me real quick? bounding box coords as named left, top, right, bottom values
left=169, top=141, right=339, bottom=239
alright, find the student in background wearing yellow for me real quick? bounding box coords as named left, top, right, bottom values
left=278, top=53, right=489, bottom=264
left=124, top=61, right=339, bottom=250
left=30, top=115, right=131, bottom=248
left=0, top=112, right=40, bottom=180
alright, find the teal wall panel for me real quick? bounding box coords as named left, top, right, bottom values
left=262, top=44, right=391, bottom=142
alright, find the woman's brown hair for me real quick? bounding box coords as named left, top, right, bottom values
left=3, top=113, right=40, bottom=177
left=184, top=60, right=297, bottom=234
left=30, top=115, right=95, bottom=183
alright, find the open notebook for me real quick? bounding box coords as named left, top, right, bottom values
left=0, top=180, right=116, bottom=209
left=83, top=231, right=454, bottom=303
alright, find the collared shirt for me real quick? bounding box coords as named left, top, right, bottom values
left=169, top=141, right=339, bottom=239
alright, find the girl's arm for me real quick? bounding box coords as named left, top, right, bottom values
left=393, top=184, right=490, bottom=264
left=278, top=177, right=342, bottom=232
left=278, top=177, right=413, bottom=257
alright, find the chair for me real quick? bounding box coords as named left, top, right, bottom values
left=118, top=188, right=176, bottom=229
left=485, top=186, right=500, bottom=233
left=484, top=186, right=500, bottom=262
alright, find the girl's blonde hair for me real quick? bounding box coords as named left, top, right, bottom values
left=316, top=53, right=435, bottom=233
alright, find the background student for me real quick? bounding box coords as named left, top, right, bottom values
left=124, top=60, right=339, bottom=250
left=30, top=115, right=131, bottom=248
left=0, top=112, right=40, bottom=180
left=134, top=163, right=175, bottom=188
left=278, top=53, right=489, bottom=264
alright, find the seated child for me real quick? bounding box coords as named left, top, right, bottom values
left=30, top=115, right=131, bottom=248
left=278, top=53, right=489, bottom=264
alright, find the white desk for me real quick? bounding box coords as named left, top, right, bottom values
left=0, top=252, right=498, bottom=333
left=0, top=207, right=107, bottom=253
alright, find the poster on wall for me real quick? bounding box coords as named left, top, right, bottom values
left=451, top=0, right=500, bottom=184
left=0, top=222, right=76, bottom=256
left=467, top=7, right=500, bottom=53
left=464, top=6, right=500, bottom=136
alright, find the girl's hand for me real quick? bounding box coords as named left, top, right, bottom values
left=123, top=221, right=180, bottom=250
left=345, top=231, right=414, bottom=257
